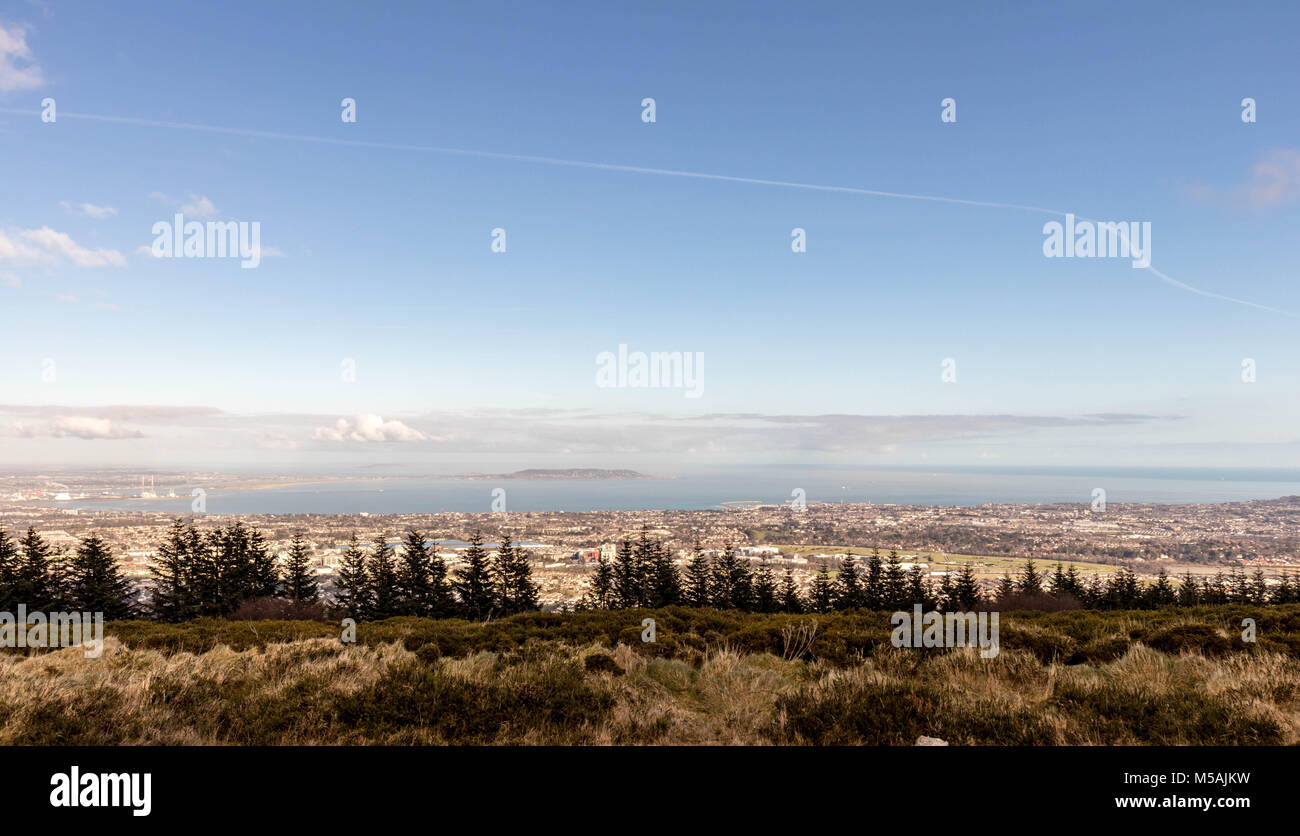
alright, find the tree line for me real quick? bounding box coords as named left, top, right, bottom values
left=150, top=520, right=315, bottom=620
left=0, top=526, right=135, bottom=618
left=577, top=529, right=1300, bottom=613
left=4, top=521, right=1299, bottom=622
left=0, top=522, right=541, bottom=623
left=332, top=529, right=539, bottom=620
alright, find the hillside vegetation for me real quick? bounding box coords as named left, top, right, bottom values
left=3, top=606, right=1299, bottom=745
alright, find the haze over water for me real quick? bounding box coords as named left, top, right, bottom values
left=62, top=466, right=1300, bottom=515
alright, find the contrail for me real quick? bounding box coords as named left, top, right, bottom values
left=3, top=106, right=1290, bottom=316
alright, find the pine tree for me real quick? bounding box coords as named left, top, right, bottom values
left=862, top=551, right=884, bottom=609
left=426, top=539, right=455, bottom=618
left=683, top=541, right=712, bottom=608
left=281, top=532, right=318, bottom=603
left=905, top=565, right=930, bottom=608
left=208, top=523, right=252, bottom=606
left=1250, top=569, right=1268, bottom=606
left=1149, top=568, right=1175, bottom=606
left=1272, top=572, right=1295, bottom=605
left=711, top=543, right=753, bottom=610
left=397, top=529, right=433, bottom=615
left=367, top=534, right=400, bottom=619
left=454, top=530, right=497, bottom=620
left=994, top=574, right=1016, bottom=603
left=835, top=552, right=862, bottom=610
left=936, top=571, right=957, bottom=611
left=1207, top=572, right=1228, bottom=605
left=492, top=535, right=515, bottom=613
left=1105, top=567, right=1141, bottom=609
left=612, top=538, right=638, bottom=608
left=1228, top=567, right=1248, bottom=604
left=710, top=543, right=734, bottom=608
left=65, top=533, right=135, bottom=618
left=1082, top=574, right=1105, bottom=608
left=244, top=525, right=279, bottom=599
left=1049, top=562, right=1069, bottom=597
left=954, top=563, right=981, bottom=610
left=1018, top=559, right=1043, bottom=596
left=1177, top=571, right=1200, bottom=607
left=151, top=520, right=199, bottom=622
left=631, top=527, right=658, bottom=606
left=778, top=568, right=804, bottom=613
left=1120, top=567, right=1142, bottom=608
left=0, top=527, right=20, bottom=613
left=16, top=526, right=62, bottom=610
left=1064, top=564, right=1083, bottom=600
left=192, top=528, right=234, bottom=617
left=334, top=533, right=371, bottom=619
left=495, top=534, right=540, bottom=615
left=752, top=562, right=778, bottom=613
left=883, top=551, right=906, bottom=610
left=644, top=540, right=681, bottom=608
left=808, top=562, right=836, bottom=613
left=586, top=548, right=615, bottom=609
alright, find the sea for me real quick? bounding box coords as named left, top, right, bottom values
left=53, top=465, right=1300, bottom=515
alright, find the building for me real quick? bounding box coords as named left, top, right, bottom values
left=571, top=548, right=600, bottom=564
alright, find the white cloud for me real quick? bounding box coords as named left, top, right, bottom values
left=0, top=23, right=43, bottom=92
left=0, top=226, right=126, bottom=267
left=312, top=414, right=430, bottom=443
left=179, top=194, right=218, bottom=218
left=0, top=229, right=41, bottom=262
left=6, top=416, right=144, bottom=440
left=0, top=270, right=17, bottom=287
left=0, top=227, right=126, bottom=268
left=60, top=201, right=119, bottom=219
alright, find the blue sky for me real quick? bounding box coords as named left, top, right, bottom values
left=1, top=0, right=1299, bottom=472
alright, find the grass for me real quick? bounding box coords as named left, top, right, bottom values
left=2, top=606, right=1299, bottom=745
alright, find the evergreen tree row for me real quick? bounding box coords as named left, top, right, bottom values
left=0, top=526, right=136, bottom=618
left=579, top=532, right=1300, bottom=614
left=333, top=529, right=540, bottom=621
left=150, top=520, right=318, bottom=620
left=5, top=521, right=1299, bottom=623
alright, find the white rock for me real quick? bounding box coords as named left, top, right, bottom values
left=915, top=736, right=949, bottom=746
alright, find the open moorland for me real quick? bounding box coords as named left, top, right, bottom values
left=3, top=605, right=1299, bottom=745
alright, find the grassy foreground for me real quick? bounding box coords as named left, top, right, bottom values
left=3, top=606, right=1299, bottom=745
